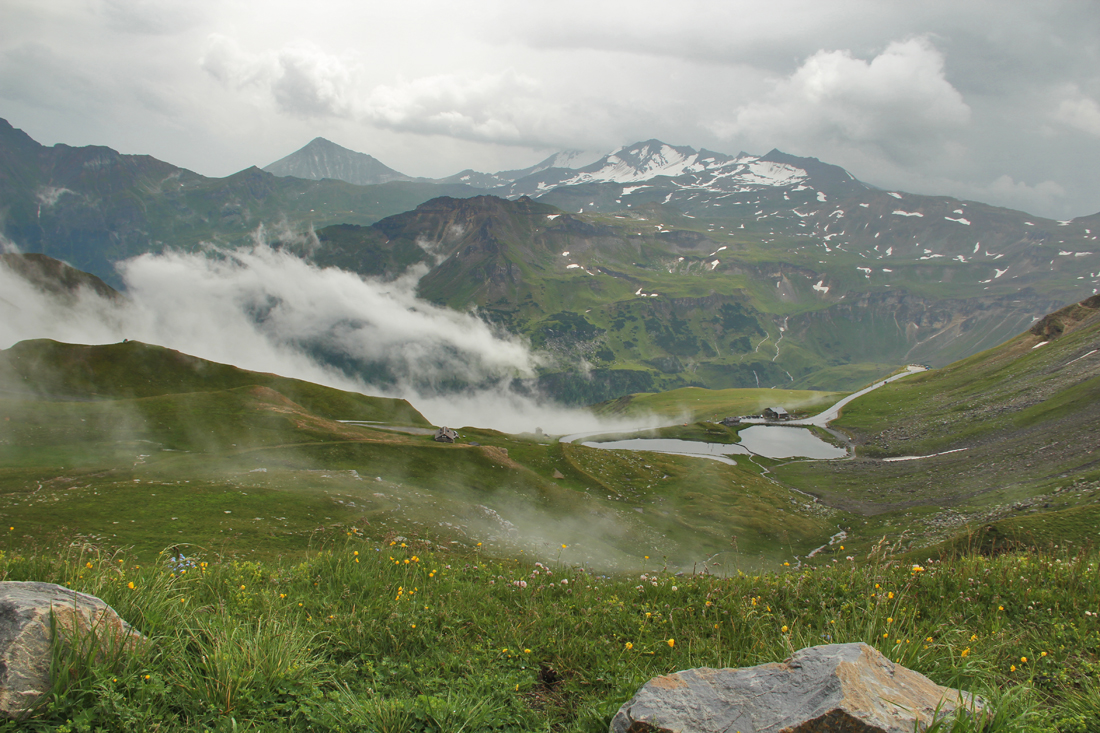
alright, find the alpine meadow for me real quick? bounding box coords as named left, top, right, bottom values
left=1, top=4, right=1100, bottom=729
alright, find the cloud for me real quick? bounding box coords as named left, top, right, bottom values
left=713, top=37, right=971, bottom=161
left=982, top=174, right=1066, bottom=214
left=1, top=244, right=654, bottom=434
left=96, top=0, right=209, bottom=35
left=200, top=35, right=590, bottom=146
left=1053, top=88, right=1100, bottom=137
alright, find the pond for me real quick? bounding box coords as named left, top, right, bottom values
left=583, top=425, right=847, bottom=462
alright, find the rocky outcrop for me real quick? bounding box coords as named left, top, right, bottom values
left=611, top=642, right=981, bottom=733
left=0, top=582, right=139, bottom=719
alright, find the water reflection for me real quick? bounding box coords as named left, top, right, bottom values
left=585, top=425, right=845, bottom=461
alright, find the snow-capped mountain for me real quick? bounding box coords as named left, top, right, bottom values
left=264, top=137, right=411, bottom=186
left=503, top=141, right=867, bottom=204
left=435, top=148, right=603, bottom=188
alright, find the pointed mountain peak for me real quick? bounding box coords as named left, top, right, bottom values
left=263, top=138, right=410, bottom=186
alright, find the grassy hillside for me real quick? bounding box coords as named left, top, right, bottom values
left=769, top=294, right=1100, bottom=555
left=305, top=195, right=1084, bottom=401
left=593, top=385, right=844, bottom=422
left=0, top=340, right=843, bottom=571
left=0, top=339, right=429, bottom=425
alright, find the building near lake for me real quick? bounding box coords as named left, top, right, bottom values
left=763, top=407, right=790, bottom=421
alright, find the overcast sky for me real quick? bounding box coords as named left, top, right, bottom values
left=2, top=0, right=1098, bottom=219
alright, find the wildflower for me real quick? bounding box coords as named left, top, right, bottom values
left=561, top=544, right=567, bottom=549
left=85, top=561, right=93, bottom=569
left=671, top=586, right=678, bottom=591
left=883, top=633, right=889, bottom=638
left=1041, top=651, right=1047, bottom=657
left=280, top=593, right=286, bottom=599
left=887, top=592, right=894, bottom=599
left=970, top=634, right=978, bottom=642
left=625, top=642, right=633, bottom=650
left=912, top=565, right=924, bottom=573
left=961, top=648, right=970, bottom=658
left=1010, top=664, right=1016, bottom=672
left=127, top=582, right=135, bottom=590
left=524, top=649, right=531, bottom=654
left=887, top=617, right=893, bottom=624
left=1020, top=656, right=1027, bottom=663
left=411, top=624, right=416, bottom=629
left=781, top=625, right=789, bottom=633
left=240, top=585, right=245, bottom=590
left=477, top=542, right=482, bottom=547
left=783, top=562, right=789, bottom=567
left=998, top=605, right=1004, bottom=611
left=353, top=551, right=358, bottom=556
left=667, top=639, right=675, bottom=648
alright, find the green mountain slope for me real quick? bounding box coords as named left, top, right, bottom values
left=0, top=339, right=429, bottom=426
left=0, top=119, right=484, bottom=287
left=0, top=339, right=839, bottom=569
left=770, top=294, right=1100, bottom=553
left=303, top=194, right=1088, bottom=399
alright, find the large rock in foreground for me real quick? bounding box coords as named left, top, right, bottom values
left=611, top=642, right=981, bottom=733
left=0, top=581, right=139, bottom=719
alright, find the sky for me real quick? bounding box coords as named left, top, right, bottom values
left=2, top=0, right=1099, bottom=220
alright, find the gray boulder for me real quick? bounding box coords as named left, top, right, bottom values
left=611, top=642, right=981, bottom=733
left=0, top=581, right=140, bottom=719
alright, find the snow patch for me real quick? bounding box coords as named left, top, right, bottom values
left=886, top=192, right=902, bottom=199
left=893, top=210, right=924, bottom=217
left=816, top=191, right=827, bottom=202
left=812, top=280, right=830, bottom=294
left=945, top=216, right=971, bottom=225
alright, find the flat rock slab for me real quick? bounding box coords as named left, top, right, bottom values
left=611, top=642, right=981, bottom=733
left=0, top=581, right=139, bottom=719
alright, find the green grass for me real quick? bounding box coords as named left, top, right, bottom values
left=0, top=339, right=430, bottom=426
left=3, top=536, right=1097, bottom=732
left=592, top=386, right=844, bottom=422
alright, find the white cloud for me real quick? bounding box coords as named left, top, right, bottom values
left=713, top=37, right=970, bottom=158
left=200, top=35, right=570, bottom=145
left=1, top=244, right=659, bottom=433
left=1053, top=88, right=1100, bottom=137
left=983, top=174, right=1066, bottom=214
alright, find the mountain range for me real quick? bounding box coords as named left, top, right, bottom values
left=3, top=117, right=1098, bottom=397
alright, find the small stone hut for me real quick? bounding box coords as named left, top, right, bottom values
left=434, top=426, right=458, bottom=443
left=763, top=406, right=790, bottom=421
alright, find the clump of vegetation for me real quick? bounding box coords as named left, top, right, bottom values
left=2, top=531, right=1097, bottom=732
